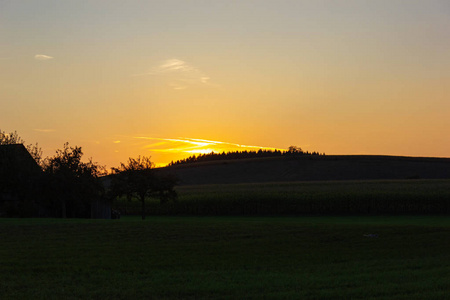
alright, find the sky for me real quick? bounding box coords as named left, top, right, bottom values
left=1, top=0, right=450, bottom=168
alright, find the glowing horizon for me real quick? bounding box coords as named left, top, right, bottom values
left=136, top=137, right=280, bottom=153
left=119, top=136, right=284, bottom=167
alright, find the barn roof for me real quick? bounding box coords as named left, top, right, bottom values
left=0, top=144, right=42, bottom=175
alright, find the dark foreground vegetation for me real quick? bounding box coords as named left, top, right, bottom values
left=0, top=130, right=176, bottom=219
left=114, top=179, right=450, bottom=216
left=1, top=216, right=450, bottom=299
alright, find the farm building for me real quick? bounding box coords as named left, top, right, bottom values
left=0, top=144, right=41, bottom=177
left=0, top=144, right=111, bottom=218
left=0, top=144, right=42, bottom=217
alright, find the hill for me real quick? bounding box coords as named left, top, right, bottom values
left=157, top=155, right=450, bottom=185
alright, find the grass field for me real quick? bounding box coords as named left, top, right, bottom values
left=1, top=216, right=450, bottom=299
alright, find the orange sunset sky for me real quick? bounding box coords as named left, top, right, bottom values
left=1, top=1, right=449, bottom=168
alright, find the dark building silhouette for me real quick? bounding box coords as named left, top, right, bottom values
left=0, top=144, right=111, bottom=218
left=0, top=144, right=42, bottom=217
left=0, top=144, right=41, bottom=175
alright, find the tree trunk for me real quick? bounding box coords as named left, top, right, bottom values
left=141, top=195, right=146, bottom=220
left=126, top=193, right=132, bottom=215
left=61, top=198, right=66, bottom=218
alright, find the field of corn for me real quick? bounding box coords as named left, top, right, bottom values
left=114, top=179, right=450, bottom=216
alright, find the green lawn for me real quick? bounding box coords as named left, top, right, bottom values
left=1, top=216, right=450, bottom=299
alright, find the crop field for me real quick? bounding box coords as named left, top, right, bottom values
left=115, top=179, right=450, bottom=216
left=1, top=216, right=450, bottom=299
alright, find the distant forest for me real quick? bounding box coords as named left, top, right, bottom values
left=168, top=146, right=325, bottom=166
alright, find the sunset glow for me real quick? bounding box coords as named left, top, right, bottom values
left=140, top=137, right=279, bottom=154
left=110, top=136, right=282, bottom=167
left=1, top=1, right=449, bottom=168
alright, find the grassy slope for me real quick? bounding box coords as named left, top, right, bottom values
left=1, top=217, right=450, bottom=299
left=158, top=155, right=450, bottom=185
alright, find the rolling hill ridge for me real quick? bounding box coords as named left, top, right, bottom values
left=157, top=155, right=450, bottom=185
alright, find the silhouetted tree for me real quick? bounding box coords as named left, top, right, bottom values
left=288, top=146, right=303, bottom=154
left=111, top=156, right=177, bottom=220
left=42, top=143, right=106, bottom=218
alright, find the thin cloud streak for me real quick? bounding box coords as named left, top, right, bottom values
left=34, top=54, right=53, bottom=60
left=159, top=59, right=193, bottom=72
left=33, top=128, right=56, bottom=133
left=135, top=58, right=217, bottom=90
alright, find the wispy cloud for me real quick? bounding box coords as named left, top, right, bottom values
left=33, top=128, right=56, bottom=133
left=34, top=54, right=53, bottom=61
left=169, top=83, right=188, bottom=90
left=136, top=58, right=216, bottom=90
left=134, top=136, right=279, bottom=155
left=159, top=59, right=193, bottom=72
left=200, top=77, right=210, bottom=84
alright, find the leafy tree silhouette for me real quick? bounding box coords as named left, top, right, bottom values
left=111, top=156, right=177, bottom=220
left=42, top=143, right=106, bottom=218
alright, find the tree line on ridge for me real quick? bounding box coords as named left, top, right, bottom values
left=168, top=146, right=325, bottom=166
